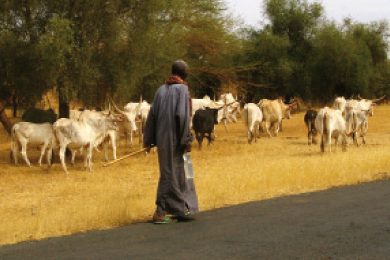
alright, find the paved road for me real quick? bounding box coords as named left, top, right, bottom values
left=1, top=180, right=390, bottom=260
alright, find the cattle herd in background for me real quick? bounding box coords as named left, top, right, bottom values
left=8, top=93, right=386, bottom=173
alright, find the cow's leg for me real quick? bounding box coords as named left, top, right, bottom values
left=312, top=129, right=317, bottom=144
left=103, top=141, right=109, bottom=162
left=38, top=142, right=49, bottom=166
left=254, top=122, right=260, bottom=143
left=20, top=140, right=31, bottom=167
left=273, top=121, right=280, bottom=137
left=265, top=121, right=272, bottom=137
left=71, top=149, right=77, bottom=167
left=109, top=132, right=117, bottom=160
left=12, top=140, right=20, bottom=165
left=199, top=133, right=204, bottom=150
left=213, top=126, right=217, bottom=138
left=46, top=144, right=53, bottom=167
left=130, top=131, right=134, bottom=148
left=206, top=132, right=213, bottom=145
left=223, top=119, right=229, bottom=133
left=308, top=130, right=312, bottom=145
left=82, top=144, right=93, bottom=171
left=327, top=133, right=332, bottom=152
left=59, top=145, right=68, bottom=174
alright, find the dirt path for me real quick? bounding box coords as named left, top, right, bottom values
left=1, top=179, right=389, bottom=259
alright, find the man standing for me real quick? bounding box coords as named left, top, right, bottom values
left=143, top=60, right=199, bottom=224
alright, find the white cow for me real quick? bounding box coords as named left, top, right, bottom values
left=110, top=101, right=138, bottom=147
left=315, top=107, right=348, bottom=152
left=345, top=95, right=385, bottom=117
left=345, top=107, right=369, bottom=146
left=11, top=122, right=54, bottom=167
left=333, top=96, right=347, bottom=116
left=213, top=93, right=241, bottom=136
left=258, top=99, right=295, bottom=137
left=70, top=109, right=118, bottom=161
left=53, top=117, right=119, bottom=173
left=191, top=95, right=212, bottom=117
left=135, top=101, right=151, bottom=149
left=242, top=103, right=263, bottom=144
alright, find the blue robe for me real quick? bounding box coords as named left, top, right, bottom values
left=144, top=83, right=199, bottom=217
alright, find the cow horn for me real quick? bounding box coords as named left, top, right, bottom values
left=372, top=95, right=386, bottom=103
left=357, top=94, right=363, bottom=100
left=109, top=99, right=125, bottom=115
left=288, top=101, right=298, bottom=107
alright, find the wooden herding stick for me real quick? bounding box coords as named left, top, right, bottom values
left=102, top=148, right=147, bottom=167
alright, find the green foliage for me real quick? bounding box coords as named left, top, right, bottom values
left=0, top=0, right=388, bottom=108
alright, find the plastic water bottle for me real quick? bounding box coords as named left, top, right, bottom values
left=183, top=152, right=194, bottom=179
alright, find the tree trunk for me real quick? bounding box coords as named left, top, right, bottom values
left=58, top=83, right=70, bottom=119
left=13, top=94, right=17, bottom=118
left=0, top=102, right=13, bottom=135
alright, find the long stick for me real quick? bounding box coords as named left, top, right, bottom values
left=102, top=148, right=147, bottom=167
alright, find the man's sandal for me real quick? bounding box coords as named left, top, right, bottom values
left=153, top=216, right=177, bottom=224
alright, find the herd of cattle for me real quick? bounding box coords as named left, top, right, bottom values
left=8, top=93, right=386, bottom=173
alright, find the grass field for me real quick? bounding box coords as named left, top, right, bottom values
left=0, top=105, right=390, bottom=246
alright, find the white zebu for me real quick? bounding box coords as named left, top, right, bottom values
left=53, top=117, right=119, bottom=173
left=135, top=101, right=151, bottom=149
left=191, top=95, right=212, bottom=118
left=110, top=100, right=138, bottom=147
left=315, top=107, right=348, bottom=152
left=345, top=107, right=369, bottom=146
left=333, top=96, right=347, bottom=116
left=346, top=95, right=386, bottom=117
left=242, top=103, right=263, bottom=144
left=70, top=109, right=118, bottom=161
left=11, top=122, right=54, bottom=167
left=213, top=93, right=241, bottom=136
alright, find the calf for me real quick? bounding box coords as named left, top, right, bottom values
left=192, top=108, right=219, bottom=149
left=53, top=117, right=119, bottom=173
left=11, top=122, right=54, bottom=167
left=304, top=110, right=318, bottom=145
left=345, top=107, right=369, bottom=146
left=315, top=107, right=348, bottom=152
left=242, top=103, right=263, bottom=144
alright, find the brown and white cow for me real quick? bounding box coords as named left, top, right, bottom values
left=314, top=107, right=348, bottom=152
left=258, top=99, right=296, bottom=137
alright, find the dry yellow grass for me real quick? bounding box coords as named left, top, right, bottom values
left=0, top=105, right=390, bottom=246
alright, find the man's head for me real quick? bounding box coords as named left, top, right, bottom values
left=172, top=60, right=188, bottom=80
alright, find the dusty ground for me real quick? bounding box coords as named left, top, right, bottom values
left=0, top=179, right=389, bottom=259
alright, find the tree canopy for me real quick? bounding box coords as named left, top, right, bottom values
left=0, top=0, right=388, bottom=112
